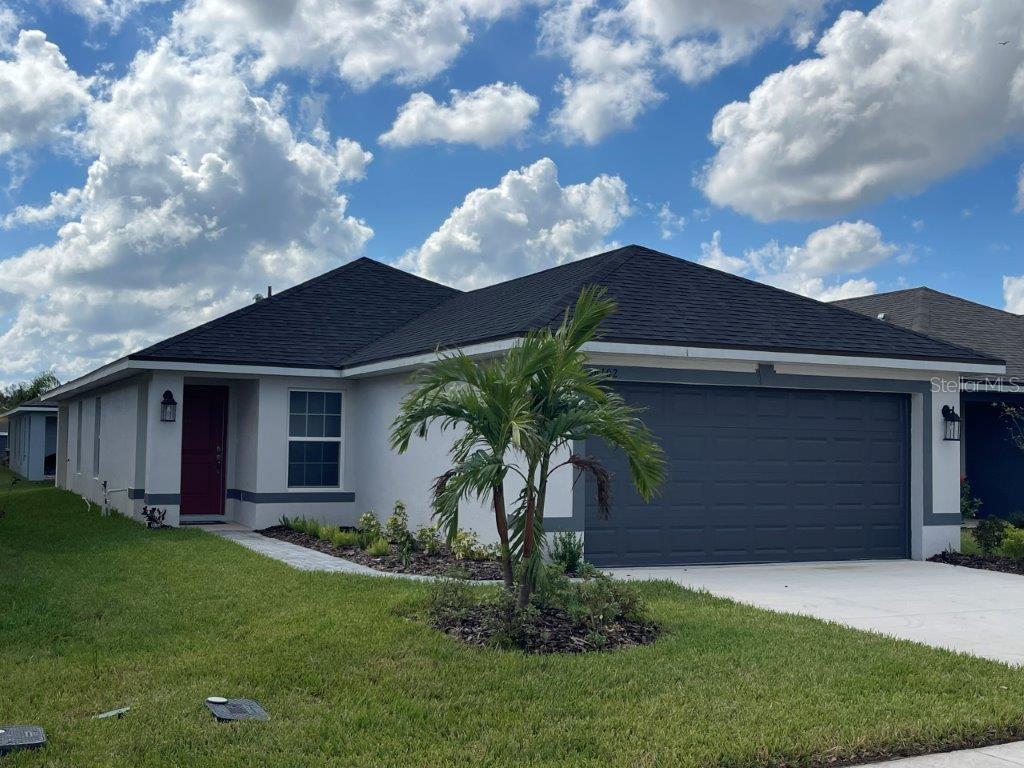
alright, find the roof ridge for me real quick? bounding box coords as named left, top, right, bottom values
left=648, top=248, right=1006, bottom=365
left=527, top=246, right=637, bottom=331
left=136, top=257, right=376, bottom=357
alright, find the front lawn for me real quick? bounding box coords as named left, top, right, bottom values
left=4, top=469, right=1024, bottom=767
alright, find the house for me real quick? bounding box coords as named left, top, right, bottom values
left=837, top=288, right=1024, bottom=521
left=1, top=398, right=59, bottom=481
left=40, top=246, right=1004, bottom=566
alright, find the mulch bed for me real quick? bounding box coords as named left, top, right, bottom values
left=430, top=602, right=659, bottom=654
left=258, top=526, right=504, bottom=580
left=929, top=550, right=1024, bottom=575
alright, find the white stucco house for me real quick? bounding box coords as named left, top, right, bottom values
left=41, top=246, right=1005, bottom=565
left=2, top=398, right=59, bottom=481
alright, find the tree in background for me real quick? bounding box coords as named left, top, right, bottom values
left=0, top=372, right=60, bottom=413
left=998, top=404, right=1024, bottom=453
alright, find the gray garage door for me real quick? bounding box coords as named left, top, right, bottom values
left=585, top=383, right=910, bottom=566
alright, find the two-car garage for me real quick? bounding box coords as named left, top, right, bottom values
left=585, top=382, right=911, bottom=567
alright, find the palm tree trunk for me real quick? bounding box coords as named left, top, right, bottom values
left=516, top=485, right=536, bottom=609
left=491, top=482, right=514, bottom=591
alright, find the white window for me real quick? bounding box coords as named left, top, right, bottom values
left=92, top=397, right=101, bottom=478
left=287, top=391, right=341, bottom=488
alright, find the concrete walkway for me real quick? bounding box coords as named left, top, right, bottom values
left=210, top=528, right=431, bottom=580
left=855, top=742, right=1024, bottom=766
left=607, top=559, right=1024, bottom=665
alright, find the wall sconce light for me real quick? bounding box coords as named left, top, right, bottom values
left=941, top=405, right=962, bottom=442
left=160, top=390, right=177, bottom=423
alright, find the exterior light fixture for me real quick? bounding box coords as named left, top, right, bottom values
left=160, top=390, right=177, bottom=423
left=941, top=405, right=962, bottom=442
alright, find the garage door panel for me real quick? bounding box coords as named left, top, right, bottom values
left=586, top=383, right=910, bottom=566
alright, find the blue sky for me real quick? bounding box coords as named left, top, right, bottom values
left=0, top=0, right=1022, bottom=385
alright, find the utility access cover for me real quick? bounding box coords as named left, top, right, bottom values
left=205, top=699, right=269, bottom=722
left=0, top=725, right=47, bottom=755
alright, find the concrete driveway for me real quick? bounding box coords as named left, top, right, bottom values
left=607, top=560, right=1024, bottom=665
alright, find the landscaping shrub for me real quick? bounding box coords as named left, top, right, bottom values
left=384, top=501, right=414, bottom=551
left=1002, top=528, right=1024, bottom=561
left=975, top=517, right=1010, bottom=556
left=550, top=531, right=584, bottom=575
left=415, top=525, right=443, bottom=555
left=330, top=529, right=359, bottom=548
left=358, top=511, right=383, bottom=544
left=365, top=537, right=390, bottom=557
left=961, top=478, right=983, bottom=519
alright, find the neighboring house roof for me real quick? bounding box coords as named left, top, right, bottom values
left=108, top=245, right=1001, bottom=377
left=835, top=287, right=1024, bottom=378
left=0, top=397, right=58, bottom=419
left=345, top=245, right=998, bottom=368
left=130, top=258, right=459, bottom=368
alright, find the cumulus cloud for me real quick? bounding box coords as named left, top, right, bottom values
left=542, top=0, right=825, bottom=144
left=173, top=0, right=524, bottom=88
left=400, top=157, right=631, bottom=289
left=0, top=30, right=93, bottom=155
left=1006, top=275, right=1024, bottom=314
left=58, top=0, right=169, bottom=27
left=380, top=82, right=539, bottom=148
left=0, top=41, right=372, bottom=382
left=699, top=221, right=898, bottom=301
left=654, top=202, right=684, bottom=239
left=703, top=0, right=1024, bottom=221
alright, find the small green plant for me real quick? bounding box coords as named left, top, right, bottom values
left=330, top=529, right=359, bottom=548
left=426, top=578, right=475, bottom=622
left=1002, top=528, right=1024, bottom=561
left=384, top=502, right=414, bottom=550
left=550, top=531, right=584, bottom=575
left=365, top=537, right=390, bottom=557
left=279, top=515, right=294, bottom=529
left=960, top=478, right=983, bottom=519
left=358, top=511, right=383, bottom=542
left=415, top=525, right=443, bottom=555
left=974, top=517, right=1010, bottom=556
left=575, top=561, right=601, bottom=580
left=449, top=530, right=498, bottom=561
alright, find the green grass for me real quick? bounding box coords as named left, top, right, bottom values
left=4, top=467, right=1024, bottom=767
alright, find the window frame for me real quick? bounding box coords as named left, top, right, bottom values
left=285, top=388, right=344, bottom=490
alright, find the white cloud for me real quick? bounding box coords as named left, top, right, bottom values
left=173, top=0, right=524, bottom=88
left=654, top=202, right=684, bottom=239
left=0, top=4, right=18, bottom=48
left=58, top=0, right=169, bottom=28
left=380, top=82, right=539, bottom=148
left=0, top=41, right=372, bottom=382
left=699, top=221, right=898, bottom=301
left=541, top=0, right=825, bottom=144
left=1017, top=163, right=1024, bottom=212
left=703, top=0, right=1024, bottom=221
left=400, top=157, right=631, bottom=289
left=1006, top=275, right=1024, bottom=314
left=0, top=30, right=93, bottom=155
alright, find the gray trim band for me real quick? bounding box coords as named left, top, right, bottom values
left=578, top=366, right=956, bottom=529
left=144, top=493, right=180, bottom=505
left=226, top=489, right=355, bottom=504
left=127, top=487, right=144, bottom=500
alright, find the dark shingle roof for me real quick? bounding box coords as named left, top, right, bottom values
left=835, top=287, right=1024, bottom=377
left=130, top=258, right=459, bottom=368
left=344, top=245, right=1000, bottom=367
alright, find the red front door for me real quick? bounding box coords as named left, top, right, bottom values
left=180, top=385, right=228, bottom=516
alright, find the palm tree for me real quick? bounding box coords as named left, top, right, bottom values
left=390, top=347, right=550, bottom=589
left=392, top=286, right=664, bottom=606
left=508, top=286, right=664, bottom=607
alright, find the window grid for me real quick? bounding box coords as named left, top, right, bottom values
left=287, top=391, right=342, bottom=488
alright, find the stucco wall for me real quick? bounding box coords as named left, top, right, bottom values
left=8, top=412, right=51, bottom=480
left=63, top=378, right=143, bottom=518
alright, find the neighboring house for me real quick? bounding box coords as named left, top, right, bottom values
left=837, top=288, right=1024, bottom=521
left=1, top=398, right=59, bottom=480
left=40, top=246, right=1004, bottom=565
left=0, top=431, right=8, bottom=464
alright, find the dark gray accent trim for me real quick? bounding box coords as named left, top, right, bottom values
left=127, top=487, right=144, bottom=500
left=585, top=366, right=957, bottom=528
left=226, top=488, right=355, bottom=504
left=144, top=493, right=180, bottom=505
